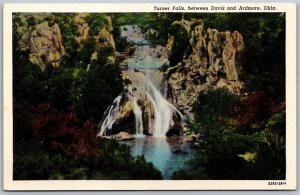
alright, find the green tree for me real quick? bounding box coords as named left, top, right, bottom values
left=85, top=14, right=108, bottom=36
left=173, top=88, right=285, bottom=180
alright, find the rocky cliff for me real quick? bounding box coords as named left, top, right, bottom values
left=16, top=14, right=65, bottom=70
left=16, top=13, right=116, bottom=70
left=74, top=13, right=90, bottom=43
left=165, top=19, right=244, bottom=119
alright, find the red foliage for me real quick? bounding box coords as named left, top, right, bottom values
left=13, top=101, right=35, bottom=140
left=235, top=91, right=278, bottom=127
left=28, top=102, right=98, bottom=157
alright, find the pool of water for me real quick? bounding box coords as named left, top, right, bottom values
left=120, top=136, right=196, bottom=179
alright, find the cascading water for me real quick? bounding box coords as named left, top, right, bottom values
left=97, top=25, right=194, bottom=179
left=145, top=80, right=172, bottom=136
left=98, top=25, right=183, bottom=137
left=128, top=85, right=144, bottom=136
left=97, top=95, right=122, bottom=137
left=132, top=97, right=144, bottom=135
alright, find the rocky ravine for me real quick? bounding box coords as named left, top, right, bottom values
left=165, top=19, right=245, bottom=119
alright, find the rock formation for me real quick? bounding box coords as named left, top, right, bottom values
left=17, top=14, right=65, bottom=70
left=165, top=19, right=245, bottom=119
left=16, top=13, right=116, bottom=70
left=74, top=13, right=90, bottom=43
left=111, top=131, right=135, bottom=141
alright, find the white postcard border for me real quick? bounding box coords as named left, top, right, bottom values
left=3, top=3, right=297, bottom=190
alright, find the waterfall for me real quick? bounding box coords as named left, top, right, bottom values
left=98, top=69, right=183, bottom=137
left=98, top=25, right=184, bottom=138
left=146, top=80, right=172, bottom=137
left=97, top=95, right=122, bottom=137
left=132, top=97, right=144, bottom=135
left=128, top=85, right=144, bottom=136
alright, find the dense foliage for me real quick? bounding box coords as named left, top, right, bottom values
left=172, top=88, right=285, bottom=180
left=13, top=100, right=162, bottom=180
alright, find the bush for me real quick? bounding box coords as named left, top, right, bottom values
left=191, top=87, right=239, bottom=132
left=168, top=23, right=190, bottom=66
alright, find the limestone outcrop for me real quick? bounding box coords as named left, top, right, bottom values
left=74, top=13, right=90, bottom=43
left=16, top=13, right=117, bottom=70
left=165, top=19, right=245, bottom=119
left=17, top=14, right=65, bottom=70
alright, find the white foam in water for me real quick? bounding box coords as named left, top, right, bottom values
left=134, top=134, right=146, bottom=139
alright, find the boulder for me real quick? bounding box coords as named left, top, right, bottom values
left=112, top=131, right=135, bottom=141
left=182, top=133, right=199, bottom=143
left=172, top=146, right=182, bottom=154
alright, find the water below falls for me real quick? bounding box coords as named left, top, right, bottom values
left=121, top=136, right=196, bottom=179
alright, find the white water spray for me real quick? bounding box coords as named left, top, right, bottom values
left=146, top=81, right=172, bottom=137
left=132, top=97, right=144, bottom=135
left=97, top=95, right=122, bottom=137
left=127, top=85, right=144, bottom=136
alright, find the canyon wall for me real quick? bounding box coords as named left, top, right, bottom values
left=165, top=19, right=244, bottom=119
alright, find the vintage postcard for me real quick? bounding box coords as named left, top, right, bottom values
left=3, top=3, right=296, bottom=190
